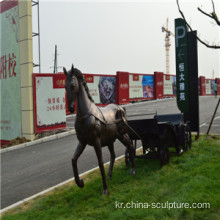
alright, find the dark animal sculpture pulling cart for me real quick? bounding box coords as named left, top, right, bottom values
left=64, top=65, right=137, bottom=195
left=64, top=65, right=192, bottom=194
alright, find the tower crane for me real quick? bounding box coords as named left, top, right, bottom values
left=162, top=18, right=175, bottom=75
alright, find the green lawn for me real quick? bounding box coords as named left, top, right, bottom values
left=2, top=135, right=220, bottom=220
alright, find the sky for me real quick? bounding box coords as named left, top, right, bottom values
left=32, top=0, right=220, bottom=78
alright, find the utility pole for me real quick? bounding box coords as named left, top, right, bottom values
left=53, top=45, right=58, bottom=74
left=52, top=45, right=62, bottom=73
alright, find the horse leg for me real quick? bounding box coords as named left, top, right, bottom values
left=119, top=134, right=135, bottom=175
left=94, top=138, right=108, bottom=195
left=107, top=143, right=116, bottom=180
left=72, top=142, right=86, bottom=188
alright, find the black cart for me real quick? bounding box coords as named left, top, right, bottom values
left=125, top=113, right=191, bottom=166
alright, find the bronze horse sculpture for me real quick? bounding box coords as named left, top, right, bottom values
left=64, top=65, right=135, bottom=195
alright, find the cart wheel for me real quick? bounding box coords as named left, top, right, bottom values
left=160, top=145, right=170, bottom=166
left=184, top=124, right=192, bottom=151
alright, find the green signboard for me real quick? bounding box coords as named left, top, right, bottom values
left=0, top=1, right=22, bottom=142
left=175, top=18, right=189, bottom=113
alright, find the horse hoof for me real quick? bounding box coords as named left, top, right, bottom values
left=76, top=178, right=84, bottom=188
left=102, top=189, right=108, bottom=195
left=130, top=169, right=135, bottom=175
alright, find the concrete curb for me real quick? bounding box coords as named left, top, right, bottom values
left=0, top=129, right=76, bottom=154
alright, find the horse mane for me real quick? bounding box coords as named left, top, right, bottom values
left=74, top=68, right=94, bottom=103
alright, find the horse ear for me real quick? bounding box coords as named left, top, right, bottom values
left=71, top=64, right=74, bottom=73
left=63, top=67, right=68, bottom=76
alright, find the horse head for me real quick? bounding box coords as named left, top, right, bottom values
left=63, top=64, right=79, bottom=113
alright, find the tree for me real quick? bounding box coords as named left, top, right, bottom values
left=176, top=0, right=220, bottom=49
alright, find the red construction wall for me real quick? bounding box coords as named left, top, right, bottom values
left=33, top=74, right=66, bottom=133
left=163, top=74, right=176, bottom=97
left=83, top=73, right=116, bottom=106
left=154, top=72, right=164, bottom=99
left=129, top=73, right=154, bottom=102
left=205, top=78, right=213, bottom=95
left=199, top=76, right=206, bottom=95
left=116, top=71, right=129, bottom=104
left=32, top=71, right=218, bottom=135
left=42, top=72, right=217, bottom=120
left=216, top=78, right=220, bottom=95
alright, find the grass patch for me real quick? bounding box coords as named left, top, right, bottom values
left=2, top=135, right=220, bottom=220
